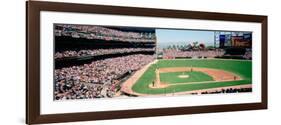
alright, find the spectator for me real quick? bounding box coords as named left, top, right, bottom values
left=55, top=24, right=156, bottom=42
left=54, top=54, right=155, bottom=100
left=55, top=48, right=155, bottom=59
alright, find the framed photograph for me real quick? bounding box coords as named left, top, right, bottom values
left=26, top=1, right=268, bottom=124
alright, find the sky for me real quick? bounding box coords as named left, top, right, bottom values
left=156, top=29, right=215, bottom=48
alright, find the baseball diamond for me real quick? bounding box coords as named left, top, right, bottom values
left=121, top=59, right=252, bottom=96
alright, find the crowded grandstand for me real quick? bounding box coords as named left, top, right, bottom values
left=54, top=24, right=156, bottom=100
left=158, top=40, right=252, bottom=60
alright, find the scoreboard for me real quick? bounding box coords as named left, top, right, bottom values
left=219, top=32, right=252, bottom=48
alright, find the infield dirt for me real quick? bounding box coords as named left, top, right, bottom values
left=121, top=60, right=244, bottom=96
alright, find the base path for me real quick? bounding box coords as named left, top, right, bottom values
left=121, top=65, right=244, bottom=96
left=150, top=67, right=242, bottom=88
left=158, top=67, right=241, bottom=81
left=121, top=60, right=158, bottom=96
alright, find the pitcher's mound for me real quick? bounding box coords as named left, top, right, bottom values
left=178, top=75, right=189, bottom=78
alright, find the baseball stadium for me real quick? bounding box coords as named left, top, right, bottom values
left=54, top=24, right=252, bottom=100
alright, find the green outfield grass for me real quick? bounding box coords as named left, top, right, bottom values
left=132, top=59, right=252, bottom=94
left=160, top=71, right=214, bottom=84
